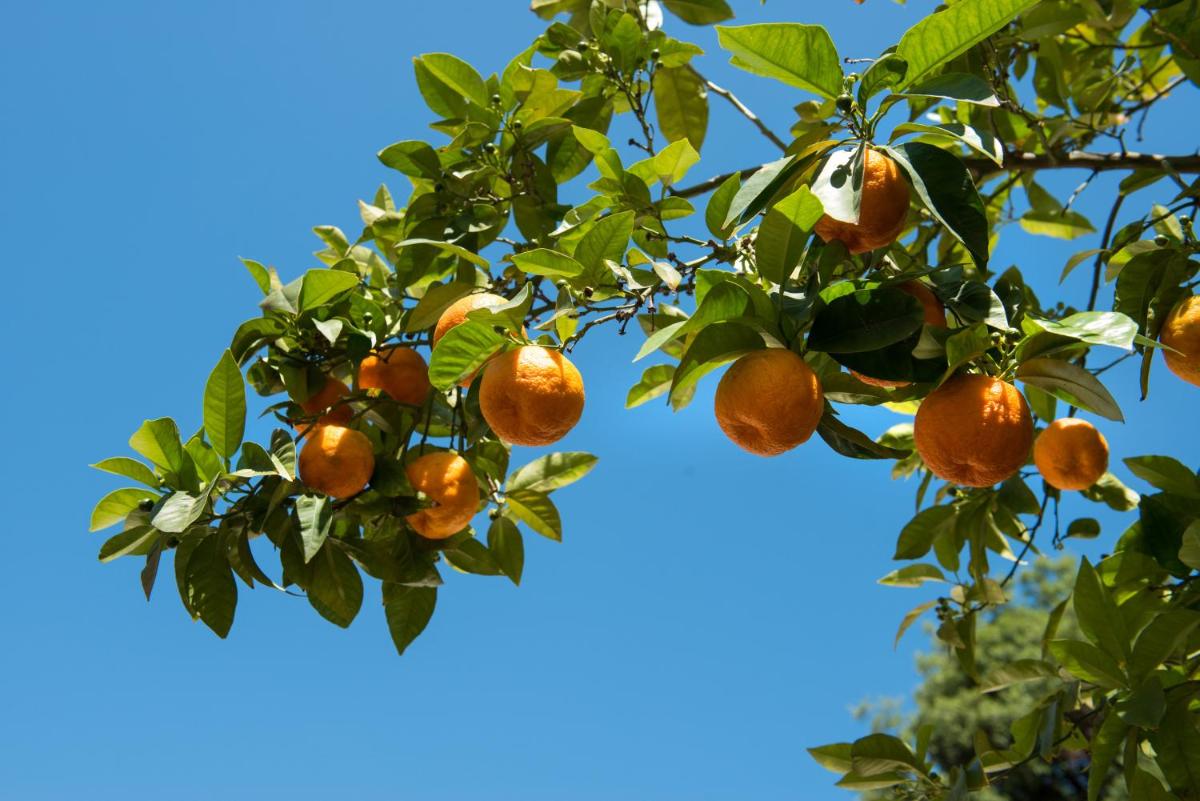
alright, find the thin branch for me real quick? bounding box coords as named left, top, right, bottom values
left=670, top=165, right=765, bottom=198
left=703, top=79, right=789, bottom=152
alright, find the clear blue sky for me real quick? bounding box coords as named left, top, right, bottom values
left=2, top=2, right=1196, bottom=799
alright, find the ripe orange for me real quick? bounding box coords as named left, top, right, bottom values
left=404, top=452, right=480, bottom=539
left=814, top=148, right=911, bottom=255
left=1033, top=418, right=1109, bottom=491
left=298, top=425, right=375, bottom=499
left=714, top=348, right=824, bottom=456
left=295, top=377, right=353, bottom=428
left=479, top=346, right=585, bottom=446
left=433, top=292, right=510, bottom=347
left=913, top=373, right=1033, bottom=487
left=1161, top=294, right=1200, bottom=387
left=358, top=346, right=431, bottom=406
left=850, top=281, right=946, bottom=388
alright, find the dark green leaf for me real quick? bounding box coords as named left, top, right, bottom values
left=887, top=142, right=988, bottom=268
left=382, top=583, right=437, bottom=656
left=307, top=544, right=364, bottom=628
left=1017, top=358, right=1123, bottom=421
left=808, top=287, right=924, bottom=354
left=487, top=517, right=524, bottom=586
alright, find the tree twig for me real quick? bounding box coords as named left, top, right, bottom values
left=703, top=78, right=789, bottom=152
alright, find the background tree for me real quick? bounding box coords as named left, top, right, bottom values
left=86, top=0, right=1200, bottom=798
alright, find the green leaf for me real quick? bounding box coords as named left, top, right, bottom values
left=202, top=350, right=246, bottom=461
left=511, top=248, right=585, bottom=278
left=662, top=0, right=732, bottom=24
left=754, top=185, right=823, bottom=285
left=979, top=659, right=1058, bottom=693
left=894, top=600, right=938, bottom=649
left=878, top=563, right=946, bottom=587
left=1020, top=210, right=1096, bottom=240
left=897, top=73, right=999, bottom=106
left=705, top=172, right=741, bottom=240
left=508, top=452, right=598, bottom=493
left=129, top=417, right=185, bottom=474
left=417, top=53, right=488, bottom=108
left=241, top=258, right=272, bottom=294
left=1047, top=639, right=1126, bottom=689
left=90, top=488, right=154, bottom=532
left=891, top=122, right=1004, bottom=166
left=670, top=321, right=763, bottom=410
left=1028, top=311, right=1138, bottom=350
left=892, top=0, right=1040, bottom=91
left=382, top=583, right=437, bottom=656
left=715, top=23, right=843, bottom=99
left=850, top=733, right=922, bottom=777
left=298, top=269, right=359, bottom=311
left=296, top=494, right=333, bottom=563
left=506, top=490, right=562, bottom=541
left=723, top=155, right=798, bottom=227
left=98, top=525, right=159, bottom=563
left=808, top=286, right=924, bottom=354
left=652, top=139, right=701, bottom=186
left=1150, top=703, right=1200, bottom=798
left=1017, top=358, right=1123, bottom=422
left=575, top=211, right=634, bottom=273
left=377, top=140, right=441, bottom=178
left=1180, top=522, right=1200, bottom=570
left=808, top=743, right=854, bottom=774
left=1124, top=455, right=1200, bottom=498
left=151, top=491, right=208, bottom=534
left=307, top=544, right=364, bottom=628
left=626, top=364, right=676, bottom=408
left=1130, top=609, right=1200, bottom=679
left=487, top=517, right=524, bottom=586
left=1073, top=558, right=1130, bottom=663
left=818, top=412, right=910, bottom=460
left=184, top=534, right=238, bottom=638
left=428, top=320, right=508, bottom=391
left=1081, top=472, right=1140, bottom=511
left=886, top=142, right=988, bottom=268
left=444, top=538, right=501, bottom=577
left=1087, top=712, right=1128, bottom=801
left=653, top=65, right=708, bottom=152
left=90, top=457, right=159, bottom=489
left=894, top=505, right=957, bottom=560
left=393, top=238, right=489, bottom=268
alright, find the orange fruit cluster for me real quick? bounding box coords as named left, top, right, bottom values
left=290, top=290, right=585, bottom=541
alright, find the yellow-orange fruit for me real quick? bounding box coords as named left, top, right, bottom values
left=849, top=281, right=947, bottom=388
left=298, top=425, right=375, bottom=499
left=295, top=377, right=353, bottom=428
left=358, top=346, right=431, bottom=406
left=479, top=346, right=585, bottom=446
left=914, top=373, right=1033, bottom=487
left=404, top=452, right=481, bottom=539
left=1033, top=418, right=1109, bottom=491
left=714, top=348, right=824, bottom=456
left=814, top=149, right=911, bottom=255
left=1161, top=294, right=1200, bottom=387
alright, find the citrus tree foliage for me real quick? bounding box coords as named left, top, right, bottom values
left=89, top=0, right=1200, bottom=798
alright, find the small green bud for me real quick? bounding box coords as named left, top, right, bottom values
left=847, top=72, right=860, bottom=82
left=835, top=93, right=854, bottom=113
left=650, top=48, right=661, bottom=60
left=1154, top=234, right=1171, bottom=247
left=488, top=507, right=500, bottom=520
left=1181, top=215, right=1192, bottom=226
left=578, top=40, right=590, bottom=51
left=138, top=498, right=154, bottom=512
left=512, top=120, right=523, bottom=131
left=490, top=93, right=502, bottom=105
left=483, top=142, right=497, bottom=154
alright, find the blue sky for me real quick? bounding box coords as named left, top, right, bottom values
left=2, top=2, right=1197, bottom=799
